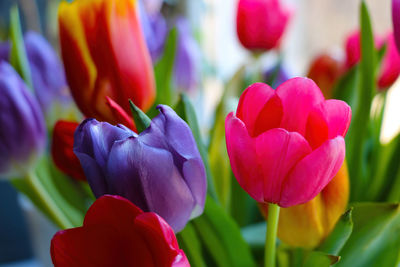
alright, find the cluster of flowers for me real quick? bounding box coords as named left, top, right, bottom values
left=2, top=0, right=400, bottom=266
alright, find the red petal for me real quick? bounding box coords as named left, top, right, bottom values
left=51, top=120, right=86, bottom=181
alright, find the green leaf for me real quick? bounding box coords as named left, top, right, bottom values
left=11, top=157, right=87, bottom=229
left=302, top=251, right=340, bottom=267
left=346, top=1, right=377, bottom=201
left=208, top=96, right=231, bottom=209
left=177, top=223, right=206, bottom=267
left=153, top=27, right=178, bottom=108
left=174, top=94, right=218, bottom=201
left=9, top=6, right=33, bottom=89
left=318, top=208, right=353, bottom=255
left=192, top=196, right=257, bottom=267
left=336, top=203, right=400, bottom=267
left=129, top=100, right=151, bottom=133
left=331, top=67, right=359, bottom=109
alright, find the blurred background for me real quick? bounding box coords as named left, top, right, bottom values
left=0, top=0, right=397, bottom=266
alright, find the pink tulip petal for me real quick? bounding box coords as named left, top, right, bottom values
left=236, top=83, right=276, bottom=137
left=276, top=77, right=325, bottom=135
left=253, top=94, right=283, bottom=137
left=255, top=128, right=312, bottom=203
left=225, top=112, right=263, bottom=201
left=280, top=136, right=345, bottom=207
left=306, top=99, right=351, bottom=148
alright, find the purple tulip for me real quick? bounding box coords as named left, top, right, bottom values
left=263, top=64, right=291, bottom=89
left=74, top=105, right=207, bottom=232
left=393, top=0, right=400, bottom=53
left=173, top=17, right=201, bottom=92
left=0, top=62, right=46, bottom=178
left=0, top=31, right=70, bottom=113
left=139, top=0, right=168, bottom=62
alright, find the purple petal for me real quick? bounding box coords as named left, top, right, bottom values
left=107, top=137, right=195, bottom=232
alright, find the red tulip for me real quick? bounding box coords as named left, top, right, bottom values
left=344, top=30, right=400, bottom=90
left=236, top=0, right=291, bottom=51
left=307, top=54, right=343, bottom=99
left=58, top=0, right=156, bottom=125
left=51, top=120, right=86, bottom=181
left=225, top=78, right=351, bottom=207
left=51, top=195, right=189, bottom=267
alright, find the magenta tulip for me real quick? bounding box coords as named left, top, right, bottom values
left=225, top=78, right=351, bottom=207
left=392, top=0, right=400, bottom=53
left=377, top=33, right=400, bottom=89
left=236, top=0, right=291, bottom=51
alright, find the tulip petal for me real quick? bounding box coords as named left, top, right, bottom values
left=306, top=99, right=351, bottom=148
left=276, top=77, right=324, bottom=135
left=255, top=128, right=312, bottom=204
left=105, top=96, right=136, bottom=131
left=83, top=195, right=142, bottom=228
left=225, top=113, right=263, bottom=202
left=135, top=212, right=187, bottom=266
left=236, top=83, right=277, bottom=137
left=74, top=119, right=133, bottom=197
left=51, top=225, right=154, bottom=267
left=107, top=137, right=195, bottom=232
left=280, top=136, right=345, bottom=207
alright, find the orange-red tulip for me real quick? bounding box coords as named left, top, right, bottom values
left=58, top=0, right=156, bottom=125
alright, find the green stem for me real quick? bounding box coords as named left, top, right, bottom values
left=25, top=171, right=73, bottom=229
left=265, top=203, right=280, bottom=267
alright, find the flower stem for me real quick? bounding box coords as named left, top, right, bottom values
left=25, top=171, right=73, bottom=229
left=265, top=203, right=280, bottom=267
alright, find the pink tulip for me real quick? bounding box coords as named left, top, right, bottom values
left=377, top=33, right=400, bottom=89
left=236, top=0, right=291, bottom=51
left=225, top=78, right=351, bottom=207
left=392, top=0, right=400, bottom=53
left=344, top=31, right=400, bottom=90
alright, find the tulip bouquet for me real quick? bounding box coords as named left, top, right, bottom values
left=1, top=0, right=400, bottom=266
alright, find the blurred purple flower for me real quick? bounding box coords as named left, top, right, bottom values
left=173, top=17, right=201, bottom=92
left=0, top=31, right=70, bottom=114
left=74, top=105, right=207, bottom=232
left=263, top=64, right=291, bottom=89
left=0, top=62, right=46, bottom=178
left=139, top=0, right=168, bottom=62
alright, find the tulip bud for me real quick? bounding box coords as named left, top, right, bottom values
left=225, top=78, right=351, bottom=207
left=74, top=105, right=207, bottom=232
left=236, top=0, right=291, bottom=51
left=377, top=33, right=400, bottom=90
left=392, top=0, right=400, bottom=53
left=307, top=54, right=343, bottom=99
left=51, top=120, right=86, bottom=181
left=173, top=17, right=201, bottom=92
left=0, top=62, right=46, bottom=178
left=138, top=0, right=167, bottom=62
left=58, top=0, right=156, bottom=125
left=0, top=32, right=70, bottom=114
left=344, top=30, right=400, bottom=90
left=260, top=162, right=349, bottom=248
left=51, top=195, right=189, bottom=266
